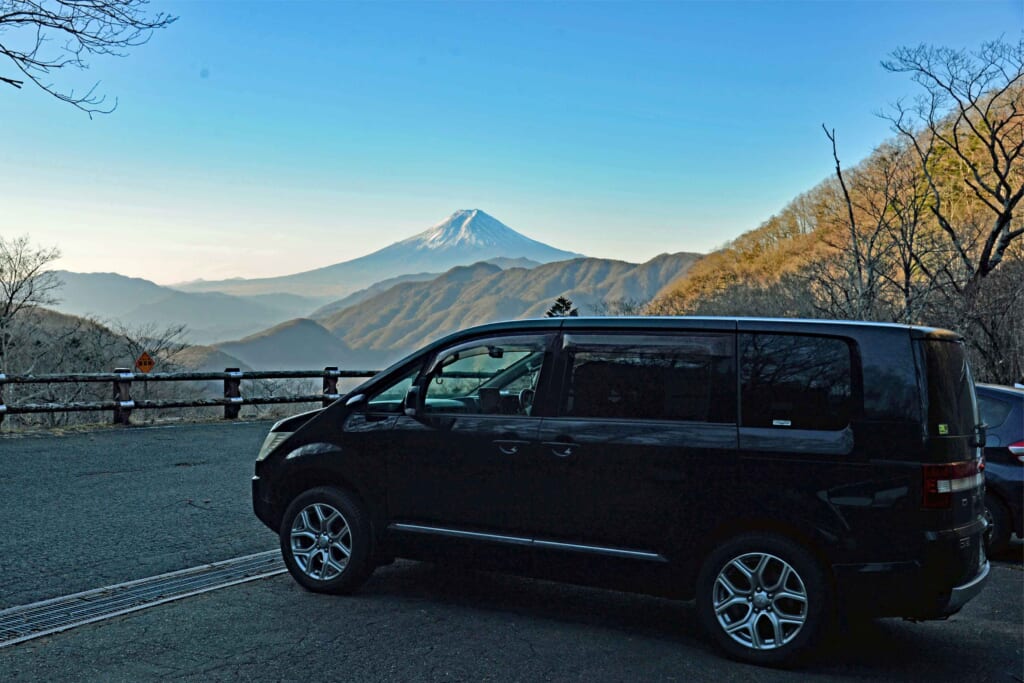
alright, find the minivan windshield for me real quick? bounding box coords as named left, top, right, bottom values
left=921, top=340, right=977, bottom=437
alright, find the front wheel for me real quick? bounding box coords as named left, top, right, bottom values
left=279, top=486, right=375, bottom=594
left=696, top=533, right=830, bottom=667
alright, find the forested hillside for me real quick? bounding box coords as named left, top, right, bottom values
left=317, top=252, right=700, bottom=356
left=650, top=41, right=1024, bottom=384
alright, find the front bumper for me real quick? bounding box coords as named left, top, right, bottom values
left=252, top=475, right=278, bottom=531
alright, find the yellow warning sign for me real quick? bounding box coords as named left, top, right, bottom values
left=135, top=352, right=155, bottom=374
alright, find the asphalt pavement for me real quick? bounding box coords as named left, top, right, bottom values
left=0, top=421, right=1021, bottom=681
left=0, top=421, right=275, bottom=608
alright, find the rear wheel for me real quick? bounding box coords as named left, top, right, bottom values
left=985, top=492, right=1012, bottom=556
left=697, top=533, right=829, bottom=667
left=279, top=486, right=375, bottom=594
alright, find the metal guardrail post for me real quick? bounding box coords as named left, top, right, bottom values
left=0, top=373, right=6, bottom=427
left=224, top=368, right=243, bottom=419
left=323, top=367, right=340, bottom=407
left=112, top=369, right=133, bottom=425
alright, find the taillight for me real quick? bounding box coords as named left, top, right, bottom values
left=1009, top=440, right=1024, bottom=464
left=922, top=460, right=984, bottom=509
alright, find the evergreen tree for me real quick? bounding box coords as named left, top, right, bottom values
left=545, top=296, right=579, bottom=317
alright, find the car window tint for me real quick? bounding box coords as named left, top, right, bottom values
left=920, top=340, right=977, bottom=437
left=366, top=364, right=421, bottom=412
left=740, top=334, right=854, bottom=430
left=562, top=333, right=736, bottom=423
left=424, top=336, right=548, bottom=415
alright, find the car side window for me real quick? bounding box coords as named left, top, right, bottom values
left=740, top=333, right=854, bottom=430
left=561, top=333, right=736, bottom=423
left=977, top=395, right=1011, bottom=429
left=365, top=365, right=422, bottom=413
left=423, top=335, right=550, bottom=416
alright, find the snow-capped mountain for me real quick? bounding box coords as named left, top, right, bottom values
left=176, top=210, right=581, bottom=298
left=397, top=209, right=569, bottom=254
left=387, top=209, right=578, bottom=261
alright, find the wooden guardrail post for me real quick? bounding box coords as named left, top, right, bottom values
left=224, top=368, right=243, bottom=419
left=323, top=367, right=340, bottom=407
left=0, top=367, right=381, bottom=425
left=112, top=368, right=133, bottom=425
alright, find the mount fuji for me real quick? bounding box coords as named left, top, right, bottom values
left=176, top=210, right=581, bottom=298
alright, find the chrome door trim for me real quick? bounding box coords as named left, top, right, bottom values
left=389, top=523, right=531, bottom=546
left=388, top=522, right=666, bottom=562
left=532, top=539, right=665, bottom=561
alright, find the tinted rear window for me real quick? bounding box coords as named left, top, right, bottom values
left=921, top=340, right=976, bottom=437
left=561, top=333, right=736, bottom=423
left=740, top=334, right=855, bottom=430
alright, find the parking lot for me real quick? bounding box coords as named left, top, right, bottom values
left=1, top=421, right=1021, bottom=681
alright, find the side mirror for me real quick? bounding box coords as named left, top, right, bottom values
left=403, top=386, right=421, bottom=417
left=345, top=393, right=366, bottom=408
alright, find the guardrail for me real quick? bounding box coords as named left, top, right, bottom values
left=0, top=367, right=381, bottom=426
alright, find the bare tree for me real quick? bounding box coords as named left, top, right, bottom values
left=815, top=131, right=954, bottom=323
left=883, top=39, right=1024, bottom=289
left=107, top=319, right=188, bottom=369
left=0, top=234, right=61, bottom=372
left=4, top=313, right=195, bottom=427
left=0, top=0, right=176, bottom=115
left=589, top=298, right=646, bottom=316
left=818, top=127, right=888, bottom=319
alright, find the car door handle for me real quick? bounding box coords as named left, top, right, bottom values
left=494, top=439, right=528, bottom=455
left=543, top=441, right=578, bottom=458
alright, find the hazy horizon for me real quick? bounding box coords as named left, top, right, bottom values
left=3, top=1, right=1020, bottom=284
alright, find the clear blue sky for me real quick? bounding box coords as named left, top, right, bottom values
left=2, top=0, right=1021, bottom=284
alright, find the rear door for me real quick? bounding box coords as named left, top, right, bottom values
left=532, top=328, right=738, bottom=558
left=918, top=338, right=985, bottom=526
left=734, top=330, right=872, bottom=547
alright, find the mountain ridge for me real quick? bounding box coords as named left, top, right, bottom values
left=213, top=251, right=703, bottom=368
left=174, top=210, right=581, bottom=298
left=50, top=271, right=327, bottom=344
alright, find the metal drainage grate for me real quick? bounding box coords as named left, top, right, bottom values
left=0, top=550, right=286, bottom=648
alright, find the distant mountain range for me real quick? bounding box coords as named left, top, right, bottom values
left=173, top=209, right=580, bottom=298
left=216, top=319, right=380, bottom=371
left=214, top=252, right=701, bottom=369
left=50, top=271, right=330, bottom=345
left=43, top=210, right=702, bottom=371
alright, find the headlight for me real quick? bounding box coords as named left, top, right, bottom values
left=257, top=431, right=292, bottom=461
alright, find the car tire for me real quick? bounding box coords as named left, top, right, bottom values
left=279, top=486, right=375, bottom=594
left=696, top=533, right=830, bottom=667
left=985, top=492, right=1012, bottom=556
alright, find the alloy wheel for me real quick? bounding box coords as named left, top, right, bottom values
left=289, top=502, right=352, bottom=581
left=712, top=551, right=809, bottom=651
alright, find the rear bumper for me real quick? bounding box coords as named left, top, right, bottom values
left=834, top=517, right=990, bottom=619
left=944, top=560, right=990, bottom=614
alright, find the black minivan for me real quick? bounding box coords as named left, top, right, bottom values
left=252, top=317, right=989, bottom=665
